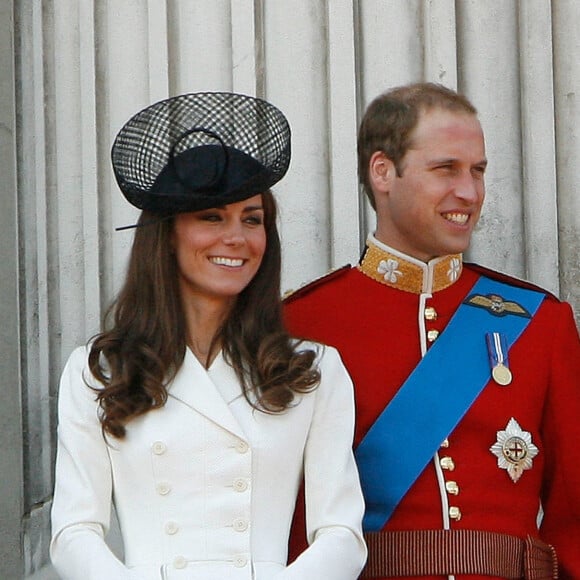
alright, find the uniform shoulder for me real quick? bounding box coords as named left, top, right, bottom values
left=466, top=262, right=560, bottom=302
left=283, top=264, right=353, bottom=304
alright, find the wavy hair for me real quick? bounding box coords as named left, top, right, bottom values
left=88, top=191, right=320, bottom=438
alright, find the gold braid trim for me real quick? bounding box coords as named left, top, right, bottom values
left=357, top=242, right=462, bottom=294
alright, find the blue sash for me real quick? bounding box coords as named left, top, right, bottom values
left=355, top=276, right=545, bottom=531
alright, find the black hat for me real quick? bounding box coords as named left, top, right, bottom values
left=111, top=92, right=291, bottom=215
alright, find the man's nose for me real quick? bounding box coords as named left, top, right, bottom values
left=455, top=172, right=482, bottom=202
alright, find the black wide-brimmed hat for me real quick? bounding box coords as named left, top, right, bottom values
left=111, top=92, right=291, bottom=215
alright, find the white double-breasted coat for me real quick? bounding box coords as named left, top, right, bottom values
left=50, top=343, right=366, bottom=579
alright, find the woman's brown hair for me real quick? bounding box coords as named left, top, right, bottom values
left=88, top=191, right=320, bottom=438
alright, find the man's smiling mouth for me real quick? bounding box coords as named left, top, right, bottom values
left=442, top=212, right=469, bottom=225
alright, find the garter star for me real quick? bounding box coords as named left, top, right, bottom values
left=490, top=417, right=539, bottom=483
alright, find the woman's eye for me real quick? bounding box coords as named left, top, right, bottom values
left=200, top=213, right=222, bottom=222
left=244, top=215, right=264, bottom=225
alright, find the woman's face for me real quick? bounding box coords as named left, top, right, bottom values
left=172, top=194, right=267, bottom=308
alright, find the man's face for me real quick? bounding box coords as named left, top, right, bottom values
left=375, top=108, right=487, bottom=262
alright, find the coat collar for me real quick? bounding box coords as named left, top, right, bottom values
left=167, top=348, right=247, bottom=440
left=358, top=234, right=463, bottom=294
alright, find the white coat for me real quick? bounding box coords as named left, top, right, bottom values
left=50, top=343, right=366, bottom=580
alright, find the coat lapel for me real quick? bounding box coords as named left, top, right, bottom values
left=167, top=349, right=246, bottom=440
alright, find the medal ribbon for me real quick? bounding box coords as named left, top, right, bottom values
left=488, top=332, right=508, bottom=365
left=486, top=332, right=512, bottom=384
left=355, top=276, right=545, bottom=531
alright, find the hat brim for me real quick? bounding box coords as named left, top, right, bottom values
left=111, top=92, right=291, bottom=214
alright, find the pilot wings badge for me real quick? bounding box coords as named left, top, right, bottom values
left=490, top=418, right=539, bottom=482
left=464, top=293, right=531, bottom=318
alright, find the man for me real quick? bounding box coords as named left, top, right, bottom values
left=285, top=83, right=580, bottom=579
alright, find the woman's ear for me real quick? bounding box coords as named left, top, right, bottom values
left=368, top=151, right=396, bottom=196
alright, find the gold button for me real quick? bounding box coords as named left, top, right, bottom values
left=440, top=456, right=455, bottom=471
left=449, top=506, right=462, bottom=521
left=425, top=306, right=438, bottom=321
left=427, top=329, right=440, bottom=342
left=440, top=438, right=449, bottom=448
left=446, top=481, right=459, bottom=495
left=173, top=556, right=187, bottom=569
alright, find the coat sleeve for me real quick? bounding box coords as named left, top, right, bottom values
left=275, top=345, right=367, bottom=579
left=50, top=347, right=143, bottom=580
left=538, top=302, right=580, bottom=579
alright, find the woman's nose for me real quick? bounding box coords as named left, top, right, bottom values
left=222, top=221, right=245, bottom=245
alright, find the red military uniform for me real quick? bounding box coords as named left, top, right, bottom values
left=284, top=234, right=580, bottom=579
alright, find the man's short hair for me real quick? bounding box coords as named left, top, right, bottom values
left=357, top=82, right=477, bottom=209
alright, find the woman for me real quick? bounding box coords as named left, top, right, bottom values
left=50, top=92, right=366, bottom=580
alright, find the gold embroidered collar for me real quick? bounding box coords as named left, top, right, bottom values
left=358, top=235, right=463, bottom=294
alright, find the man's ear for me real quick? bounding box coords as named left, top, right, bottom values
left=368, top=151, right=396, bottom=195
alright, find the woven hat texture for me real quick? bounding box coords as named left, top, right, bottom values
left=111, top=92, right=291, bottom=213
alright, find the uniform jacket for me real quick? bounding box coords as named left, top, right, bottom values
left=50, top=344, right=366, bottom=580
left=284, top=235, right=580, bottom=580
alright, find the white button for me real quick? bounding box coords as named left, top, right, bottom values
left=156, top=482, right=171, bottom=495
left=152, top=441, right=167, bottom=455
left=235, top=440, right=249, bottom=453
left=173, top=556, right=187, bottom=569
left=233, top=478, right=249, bottom=492
left=164, top=521, right=179, bottom=535
left=233, top=554, right=248, bottom=568
left=233, top=518, right=249, bottom=532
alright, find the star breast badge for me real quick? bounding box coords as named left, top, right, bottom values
left=490, top=418, right=539, bottom=482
